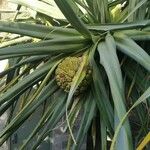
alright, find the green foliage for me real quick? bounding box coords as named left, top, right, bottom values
left=0, top=0, right=150, bottom=149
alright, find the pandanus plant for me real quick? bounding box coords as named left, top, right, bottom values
left=0, top=0, right=150, bottom=149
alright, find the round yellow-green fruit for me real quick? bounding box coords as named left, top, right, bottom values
left=55, top=56, right=92, bottom=94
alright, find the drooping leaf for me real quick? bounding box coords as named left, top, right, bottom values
left=65, top=51, right=90, bottom=144
left=98, top=34, right=133, bottom=150
left=110, top=86, right=150, bottom=150
left=89, top=43, right=114, bottom=135
left=115, top=36, right=150, bottom=72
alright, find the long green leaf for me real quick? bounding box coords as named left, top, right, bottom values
left=0, top=21, right=80, bottom=39
left=87, top=19, right=150, bottom=31
left=20, top=90, right=67, bottom=149
left=96, top=0, right=110, bottom=23
left=0, top=60, right=60, bottom=142
left=0, top=36, right=32, bottom=48
left=128, top=0, right=137, bottom=21
left=122, top=0, right=148, bottom=22
left=72, top=92, right=96, bottom=150
left=115, top=36, right=150, bottom=72
left=0, top=75, right=43, bottom=117
left=97, top=34, right=133, bottom=150
left=114, top=30, right=150, bottom=40
left=89, top=43, right=114, bottom=135
left=110, top=86, right=150, bottom=150
left=0, top=58, right=58, bottom=107
left=100, top=119, right=107, bottom=150
left=0, top=37, right=89, bottom=59
left=0, top=81, right=57, bottom=145
left=54, top=0, right=91, bottom=38
left=0, top=56, right=46, bottom=78
left=65, top=51, right=90, bottom=144
left=123, top=60, right=150, bottom=92
left=31, top=93, right=67, bottom=150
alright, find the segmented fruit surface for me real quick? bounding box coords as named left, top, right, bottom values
left=55, top=56, right=92, bottom=94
